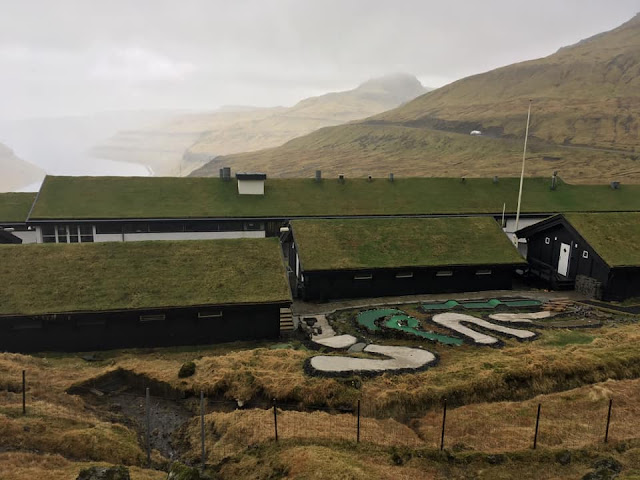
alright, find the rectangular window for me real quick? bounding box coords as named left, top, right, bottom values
left=185, top=221, right=220, bottom=232
left=69, top=225, right=79, bottom=243
left=436, top=271, right=454, bottom=277
left=198, top=311, right=223, bottom=319
left=354, top=274, right=373, bottom=280
left=124, top=223, right=149, bottom=234
left=96, top=224, right=123, bottom=234
left=149, top=222, right=185, bottom=233
left=219, top=221, right=244, bottom=232
left=139, top=314, right=166, bottom=322
left=244, top=222, right=264, bottom=231
left=475, top=269, right=492, bottom=276
left=42, top=225, right=56, bottom=243
left=79, top=224, right=94, bottom=243
left=395, top=272, right=414, bottom=279
left=582, top=250, right=589, bottom=259
left=57, top=225, right=68, bottom=243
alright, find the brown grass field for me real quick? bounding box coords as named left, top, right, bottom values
left=3, top=315, right=640, bottom=478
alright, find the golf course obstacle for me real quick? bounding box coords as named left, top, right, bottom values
left=420, top=298, right=542, bottom=311
left=431, top=312, right=536, bottom=345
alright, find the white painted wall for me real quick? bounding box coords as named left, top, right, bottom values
left=120, top=231, right=265, bottom=242
left=237, top=179, right=265, bottom=195
left=9, top=230, right=38, bottom=244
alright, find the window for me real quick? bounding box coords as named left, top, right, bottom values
left=395, top=272, right=414, bottom=279
left=244, top=222, right=264, bottom=231
left=198, top=311, right=223, bottom=319
left=582, top=250, right=589, bottom=259
left=149, top=222, right=184, bottom=233
left=42, top=225, right=56, bottom=243
left=69, top=226, right=79, bottom=243
left=475, top=269, right=492, bottom=276
left=354, top=274, right=373, bottom=281
left=436, top=271, right=454, bottom=277
left=124, top=223, right=149, bottom=233
left=57, top=225, right=68, bottom=243
left=79, top=224, right=94, bottom=243
left=185, top=221, right=220, bottom=232
left=544, top=237, right=550, bottom=245
left=140, top=314, right=165, bottom=322
left=96, top=224, right=123, bottom=234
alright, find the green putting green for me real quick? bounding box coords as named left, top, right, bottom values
left=384, top=315, right=462, bottom=345
left=421, top=298, right=542, bottom=311
left=356, top=308, right=405, bottom=332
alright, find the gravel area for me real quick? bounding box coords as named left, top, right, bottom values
left=431, top=313, right=535, bottom=345
left=309, top=344, right=435, bottom=373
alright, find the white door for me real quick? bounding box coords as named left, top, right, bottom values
left=558, top=242, right=571, bottom=277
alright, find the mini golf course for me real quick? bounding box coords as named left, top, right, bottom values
left=420, top=298, right=542, bottom=311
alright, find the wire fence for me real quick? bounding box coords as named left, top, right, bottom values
left=12, top=369, right=631, bottom=467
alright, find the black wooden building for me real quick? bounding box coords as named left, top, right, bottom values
left=286, top=217, right=525, bottom=301
left=516, top=213, right=640, bottom=301
left=0, top=238, right=292, bottom=353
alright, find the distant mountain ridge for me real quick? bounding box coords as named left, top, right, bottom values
left=0, top=142, right=44, bottom=192
left=93, top=74, right=427, bottom=176
left=190, top=14, right=640, bottom=183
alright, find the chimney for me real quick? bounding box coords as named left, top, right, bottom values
left=338, top=174, right=345, bottom=184
left=367, top=175, right=373, bottom=182
left=551, top=171, right=558, bottom=190
left=389, top=173, right=394, bottom=182
left=610, top=181, right=621, bottom=190
left=493, top=176, right=499, bottom=184
left=222, top=167, right=231, bottom=181
left=315, top=170, right=322, bottom=182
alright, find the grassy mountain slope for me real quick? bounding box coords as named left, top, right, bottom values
left=0, top=142, right=44, bottom=192
left=191, top=14, right=640, bottom=183
left=94, top=74, right=426, bottom=176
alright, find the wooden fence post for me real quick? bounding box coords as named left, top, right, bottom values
left=200, top=390, right=206, bottom=468
left=357, top=400, right=361, bottom=443
left=605, top=399, right=613, bottom=443
left=22, top=370, right=26, bottom=415
left=273, top=399, right=278, bottom=442
left=533, top=403, right=541, bottom=449
left=146, top=388, right=151, bottom=465
left=440, top=399, right=447, bottom=451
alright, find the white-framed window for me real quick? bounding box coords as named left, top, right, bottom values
left=139, top=314, right=166, bottom=322
left=354, top=274, right=373, bottom=281
left=198, top=311, right=223, bottom=319
left=436, top=271, right=453, bottom=277
left=395, top=272, right=413, bottom=279
left=582, top=250, right=589, bottom=259
left=475, top=269, right=492, bottom=276
left=544, top=237, right=550, bottom=245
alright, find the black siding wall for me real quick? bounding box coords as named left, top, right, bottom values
left=606, top=268, right=640, bottom=301
left=0, top=303, right=285, bottom=353
left=301, top=265, right=516, bottom=301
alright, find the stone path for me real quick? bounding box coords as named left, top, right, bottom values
left=309, top=345, right=436, bottom=374
left=489, top=311, right=558, bottom=323
left=431, top=313, right=536, bottom=345
left=314, top=334, right=358, bottom=349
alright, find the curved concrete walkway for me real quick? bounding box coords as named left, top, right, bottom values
left=309, top=344, right=436, bottom=374
left=431, top=313, right=535, bottom=345
left=489, top=311, right=558, bottom=323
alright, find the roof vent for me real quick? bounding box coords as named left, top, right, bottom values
left=611, top=181, right=621, bottom=190
left=551, top=171, right=558, bottom=190
left=338, top=174, right=345, bottom=184
left=315, top=170, right=322, bottom=182
left=367, top=175, right=373, bottom=182
left=222, top=167, right=231, bottom=182
left=389, top=173, right=394, bottom=182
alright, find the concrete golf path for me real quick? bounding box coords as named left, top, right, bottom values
left=309, top=344, right=436, bottom=374
left=431, top=313, right=536, bottom=345
left=489, top=311, right=558, bottom=323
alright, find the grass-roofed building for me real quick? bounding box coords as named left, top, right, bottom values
left=517, top=213, right=640, bottom=301
left=0, top=192, right=38, bottom=243
left=0, top=238, right=292, bottom=352
left=25, top=175, right=640, bottom=244
left=288, top=217, right=526, bottom=300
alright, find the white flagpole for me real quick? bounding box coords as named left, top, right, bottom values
left=514, top=99, right=532, bottom=236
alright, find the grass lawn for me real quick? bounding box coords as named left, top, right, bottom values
left=0, top=192, right=37, bottom=223
left=29, top=175, right=640, bottom=220
left=291, top=217, right=524, bottom=270
left=0, top=238, right=291, bottom=315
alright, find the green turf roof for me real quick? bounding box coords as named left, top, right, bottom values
left=28, top=175, right=640, bottom=220
left=0, top=238, right=291, bottom=316
left=564, top=213, right=640, bottom=267
left=0, top=192, right=37, bottom=223
left=291, top=217, right=525, bottom=271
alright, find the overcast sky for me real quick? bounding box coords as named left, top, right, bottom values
left=1, top=0, right=638, bottom=120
